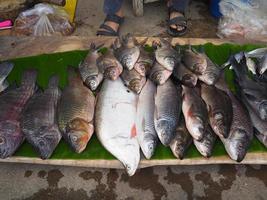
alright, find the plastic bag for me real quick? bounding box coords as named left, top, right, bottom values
left=14, top=3, right=74, bottom=36
left=217, top=0, right=267, bottom=40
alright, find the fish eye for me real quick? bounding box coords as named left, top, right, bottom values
left=126, top=90, right=130, bottom=93
left=71, top=135, right=78, bottom=142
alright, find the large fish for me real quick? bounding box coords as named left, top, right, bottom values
left=149, top=61, right=172, bottom=85
left=58, top=68, right=95, bottom=153
left=134, top=47, right=153, bottom=77
left=79, top=43, right=104, bottom=91
left=154, top=38, right=180, bottom=71
left=231, top=56, right=267, bottom=121
left=0, top=70, right=37, bottom=158
left=97, top=49, right=123, bottom=81
left=113, top=34, right=140, bottom=70
left=182, top=47, right=207, bottom=75
left=173, top=62, right=198, bottom=87
left=217, top=77, right=254, bottom=162
left=182, top=86, right=208, bottom=141
left=154, top=80, right=181, bottom=146
left=136, top=80, right=158, bottom=159
left=169, top=117, right=192, bottom=159
left=0, top=62, right=14, bottom=93
left=200, top=83, right=233, bottom=138
left=121, top=68, right=146, bottom=94
left=21, top=76, right=61, bottom=159
left=193, top=125, right=217, bottom=158
left=95, top=78, right=139, bottom=176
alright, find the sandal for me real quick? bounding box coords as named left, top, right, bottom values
left=97, top=14, right=124, bottom=36
left=167, top=6, right=187, bottom=37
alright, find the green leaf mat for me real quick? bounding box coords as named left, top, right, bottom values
left=3, top=42, right=266, bottom=160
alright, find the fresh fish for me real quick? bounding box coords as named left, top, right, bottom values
left=154, top=39, right=180, bottom=71
left=21, top=76, right=61, bottom=159
left=79, top=43, right=104, bottom=91
left=182, top=47, right=207, bottom=75
left=217, top=77, right=253, bottom=162
left=0, top=70, right=37, bottom=158
left=169, top=117, right=192, bottom=159
left=198, top=55, right=221, bottom=85
left=200, top=83, right=233, bottom=138
left=97, top=49, right=123, bottom=81
left=121, top=68, right=146, bottom=94
left=173, top=62, right=198, bottom=87
left=136, top=80, right=158, bottom=159
left=193, top=125, right=217, bottom=158
left=258, top=54, right=267, bottom=75
left=95, top=78, right=139, bottom=176
left=247, top=47, right=267, bottom=58
left=231, top=56, right=267, bottom=121
left=255, top=130, right=267, bottom=148
left=113, top=34, right=140, bottom=70
left=0, top=62, right=14, bottom=93
left=134, top=47, right=153, bottom=77
left=182, top=86, right=208, bottom=141
left=58, top=68, right=95, bottom=153
left=154, top=80, right=181, bottom=146
left=149, top=61, right=172, bottom=85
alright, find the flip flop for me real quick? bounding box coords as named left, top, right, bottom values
left=167, top=6, right=187, bottom=37
left=97, top=14, right=124, bottom=36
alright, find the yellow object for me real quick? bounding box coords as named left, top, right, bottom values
left=64, top=0, right=78, bottom=22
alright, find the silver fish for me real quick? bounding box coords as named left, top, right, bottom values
left=154, top=38, right=180, bottom=71
left=193, top=125, right=217, bottom=158
left=134, top=47, right=153, bottom=77
left=58, top=68, right=95, bottom=153
left=21, top=76, right=61, bottom=159
left=121, top=68, right=146, bottom=94
left=113, top=34, right=140, bottom=70
left=149, top=61, right=172, bottom=85
left=79, top=43, right=104, bottom=91
left=258, top=54, right=267, bottom=75
left=169, top=117, right=192, bottom=159
left=182, top=86, right=208, bottom=141
left=0, top=62, right=14, bottom=93
left=154, top=80, right=182, bottom=146
left=136, top=80, right=158, bottom=159
left=173, top=62, right=198, bottom=87
left=0, top=70, right=37, bottom=158
left=95, top=78, right=139, bottom=176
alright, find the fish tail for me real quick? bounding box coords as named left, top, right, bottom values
left=21, top=69, right=37, bottom=89
left=48, top=75, right=59, bottom=88
left=0, top=62, right=14, bottom=81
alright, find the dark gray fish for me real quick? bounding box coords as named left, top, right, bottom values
left=193, top=125, right=217, bottom=158
left=121, top=68, right=146, bottom=94
left=200, top=83, right=233, bottom=138
left=113, top=34, right=140, bottom=70
left=0, top=62, right=14, bottom=93
left=79, top=43, right=103, bottom=91
left=134, top=47, right=153, bottom=77
left=0, top=70, right=37, bottom=158
left=154, top=80, right=182, bottom=146
left=149, top=61, right=172, bottom=85
left=21, top=76, right=61, bottom=159
left=231, top=56, right=267, bottom=121
left=182, top=86, right=208, bottom=141
left=198, top=54, right=221, bottom=85
left=173, top=62, right=198, bottom=87
left=182, top=47, right=207, bottom=75
left=97, top=49, right=123, bottom=81
left=169, top=117, right=192, bottom=159
left=154, top=38, right=180, bottom=71
left=58, top=68, right=95, bottom=153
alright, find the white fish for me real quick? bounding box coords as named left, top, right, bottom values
left=136, top=80, right=158, bottom=159
left=95, top=78, right=140, bottom=176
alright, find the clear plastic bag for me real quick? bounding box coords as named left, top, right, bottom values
left=217, top=0, right=267, bottom=40
left=14, top=3, right=74, bottom=36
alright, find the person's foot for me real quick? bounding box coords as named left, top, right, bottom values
left=169, top=11, right=186, bottom=32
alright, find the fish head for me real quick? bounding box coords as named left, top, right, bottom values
left=212, top=112, right=228, bottom=138
left=182, top=74, right=198, bottom=87
left=201, top=72, right=219, bottom=85
left=187, top=116, right=205, bottom=141
left=66, top=118, right=94, bottom=153
left=0, top=120, right=23, bottom=158
left=150, top=69, right=171, bottom=85
left=259, top=101, right=267, bottom=120
left=35, top=125, right=61, bottom=159
left=142, top=134, right=158, bottom=159
left=104, top=66, right=121, bottom=81
left=122, top=34, right=137, bottom=48
left=134, top=62, right=147, bottom=77
left=155, top=119, right=176, bottom=146
left=129, top=78, right=145, bottom=94
left=172, top=139, right=187, bottom=159
left=85, top=76, right=99, bottom=91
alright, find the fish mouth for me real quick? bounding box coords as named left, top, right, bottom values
left=155, top=119, right=176, bottom=146
left=142, top=141, right=157, bottom=159
left=129, top=79, right=144, bottom=93
left=85, top=77, right=98, bottom=91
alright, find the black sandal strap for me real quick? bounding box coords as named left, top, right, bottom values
left=104, top=14, right=124, bottom=25
left=100, top=24, right=117, bottom=34
left=97, top=24, right=118, bottom=36
left=167, top=16, right=187, bottom=27
left=97, top=30, right=118, bottom=36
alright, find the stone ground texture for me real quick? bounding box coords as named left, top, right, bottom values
left=0, top=0, right=267, bottom=199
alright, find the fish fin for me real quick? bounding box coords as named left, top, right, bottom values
left=131, top=124, right=137, bottom=138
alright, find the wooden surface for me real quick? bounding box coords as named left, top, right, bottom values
left=1, top=36, right=266, bottom=61
left=0, top=36, right=266, bottom=168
